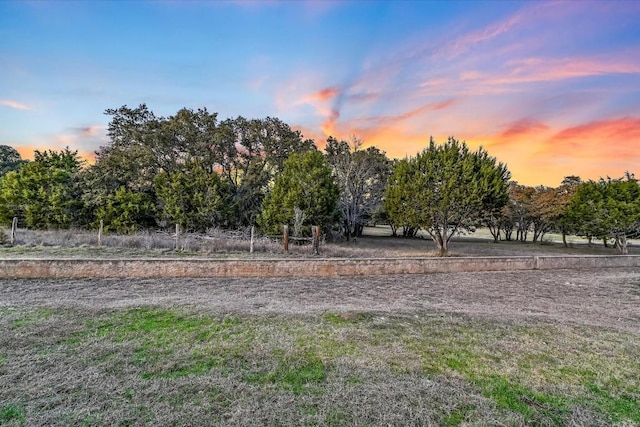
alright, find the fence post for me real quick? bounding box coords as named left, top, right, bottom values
left=250, top=226, right=255, bottom=254
left=175, top=224, right=180, bottom=251
left=10, top=217, right=17, bottom=245
left=98, top=219, right=104, bottom=247
left=283, top=225, right=289, bottom=253
left=312, top=225, right=320, bottom=255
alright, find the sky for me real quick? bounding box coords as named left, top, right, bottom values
left=1, top=0, right=639, bottom=186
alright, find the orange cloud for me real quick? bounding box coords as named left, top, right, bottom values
left=0, top=99, right=29, bottom=110
left=546, top=117, right=640, bottom=160
left=321, top=108, right=340, bottom=137
left=345, top=99, right=457, bottom=131
left=15, top=144, right=96, bottom=164
left=467, top=116, right=640, bottom=186
left=11, top=124, right=106, bottom=165
left=308, top=86, right=340, bottom=102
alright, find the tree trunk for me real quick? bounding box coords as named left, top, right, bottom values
left=430, top=230, right=447, bottom=256
left=504, top=226, right=513, bottom=241
left=487, top=223, right=500, bottom=243
left=617, top=235, right=628, bottom=255
left=11, top=216, right=17, bottom=245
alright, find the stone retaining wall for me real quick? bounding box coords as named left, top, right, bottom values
left=0, top=255, right=639, bottom=279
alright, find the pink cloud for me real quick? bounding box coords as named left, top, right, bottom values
left=500, top=118, right=550, bottom=139
left=0, top=99, right=29, bottom=110
left=350, top=99, right=457, bottom=129
left=493, top=56, right=640, bottom=85
left=437, top=13, right=523, bottom=60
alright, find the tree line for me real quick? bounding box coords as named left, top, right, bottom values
left=1, top=104, right=638, bottom=255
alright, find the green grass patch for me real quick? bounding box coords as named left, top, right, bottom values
left=82, top=308, right=246, bottom=379
left=244, top=350, right=326, bottom=394
left=11, top=308, right=55, bottom=328
left=323, top=312, right=373, bottom=325
left=584, top=382, right=640, bottom=423
left=443, top=404, right=476, bottom=426
left=0, top=404, right=25, bottom=423
left=476, top=375, right=570, bottom=424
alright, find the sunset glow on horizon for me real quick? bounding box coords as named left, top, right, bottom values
left=1, top=0, right=639, bottom=187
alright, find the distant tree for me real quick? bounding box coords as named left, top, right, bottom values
left=259, top=150, right=339, bottom=235
left=325, top=136, right=392, bottom=239
left=0, top=145, right=27, bottom=176
left=385, top=137, right=510, bottom=255
left=507, top=183, right=535, bottom=241
left=566, top=174, right=640, bottom=254
left=541, top=176, right=582, bottom=246
left=505, top=177, right=582, bottom=245
left=528, top=186, right=557, bottom=243
left=0, top=148, right=84, bottom=228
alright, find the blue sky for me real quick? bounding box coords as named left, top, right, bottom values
left=1, top=0, right=640, bottom=185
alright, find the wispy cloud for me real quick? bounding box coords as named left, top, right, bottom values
left=499, top=118, right=550, bottom=140
left=71, top=125, right=105, bottom=138
left=0, top=99, right=30, bottom=110
left=488, top=56, right=640, bottom=86
left=435, top=13, right=523, bottom=60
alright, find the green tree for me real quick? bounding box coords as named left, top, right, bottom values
left=215, top=116, right=315, bottom=227
left=259, top=150, right=339, bottom=235
left=0, top=148, right=84, bottom=228
left=89, top=105, right=315, bottom=230
left=95, top=187, right=153, bottom=234
left=384, top=158, right=420, bottom=237
left=0, top=145, right=27, bottom=176
left=385, top=137, right=510, bottom=255
left=154, top=160, right=230, bottom=232
left=325, top=136, right=392, bottom=239
left=567, top=175, right=640, bottom=254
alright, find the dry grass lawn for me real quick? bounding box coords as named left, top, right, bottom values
left=1, top=266, right=639, bottom=426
